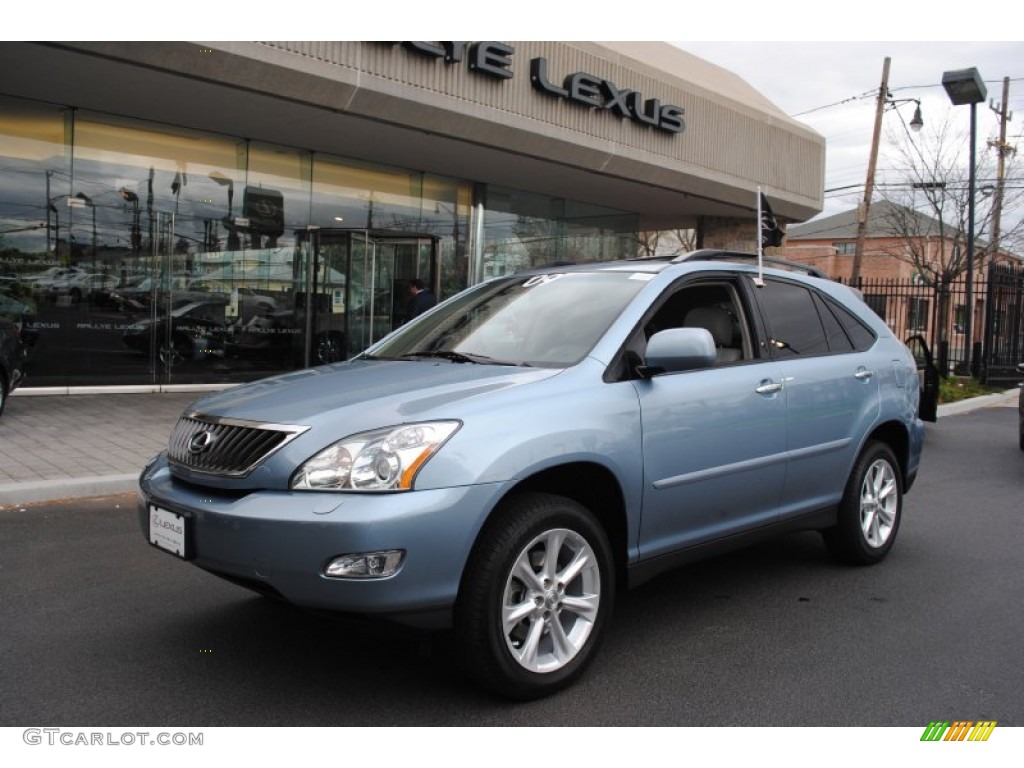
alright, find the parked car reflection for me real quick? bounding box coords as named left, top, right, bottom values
left=109, top=276, right=277, bottom=322
left=44, top=272, right=119, bottom=304
left=123, top=300, right=227, bottom=365
left=0, top=281, right=38, bottom=348
left=224, top=308, right=342, bottom=367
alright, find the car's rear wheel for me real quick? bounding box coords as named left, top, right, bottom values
left=455, top=492, right=613, bottom=700
left=823, top=441, right=902, bottom=565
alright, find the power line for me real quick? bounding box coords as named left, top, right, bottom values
left=791, top=77, right=1024, bottom=120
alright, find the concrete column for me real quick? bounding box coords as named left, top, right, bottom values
left=698, top=217, right=765, bottom=252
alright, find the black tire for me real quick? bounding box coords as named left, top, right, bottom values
left=454, top=492, right=614, bottom=700
left=314, top=331, right=344, bottom=365
left=159, top=335, right=192, bottom=367
left=823, top=441, right=903, bottom=565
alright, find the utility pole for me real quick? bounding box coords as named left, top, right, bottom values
left=987, top=77, right=1015, bottom=261
left=851, top=57, right=891, bottom=285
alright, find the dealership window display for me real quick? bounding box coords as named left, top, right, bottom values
left=0, top=94, right=639, bottom=388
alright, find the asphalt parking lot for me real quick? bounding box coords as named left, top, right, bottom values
left=1, top=399, right=1021, bottom=727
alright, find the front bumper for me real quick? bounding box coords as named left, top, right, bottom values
left=138, top=453, right=500, bottom=628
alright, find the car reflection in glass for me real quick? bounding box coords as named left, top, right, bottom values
left=122, top=300, right=228, bottom=365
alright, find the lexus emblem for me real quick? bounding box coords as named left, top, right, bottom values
left=187, top=430, right=216, bottom=455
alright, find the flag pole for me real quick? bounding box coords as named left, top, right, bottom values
left=754, top=186, right=765, bottom=287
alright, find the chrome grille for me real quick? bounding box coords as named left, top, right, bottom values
left=167, top=412, right=308, bottom=478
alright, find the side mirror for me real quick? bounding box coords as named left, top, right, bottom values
left=643, top=327, right=717, bottom=375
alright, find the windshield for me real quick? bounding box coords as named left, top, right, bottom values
left=367, top=271, right=648, bottom=367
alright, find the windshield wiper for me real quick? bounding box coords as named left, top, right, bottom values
left=400, top=350, right=521, bottom=366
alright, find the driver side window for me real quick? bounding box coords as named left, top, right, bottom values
left=644, top=282, right=750, bottom=366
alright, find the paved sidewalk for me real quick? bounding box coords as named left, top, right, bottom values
left=0, top=392, right=200, bottom=507
left=0, top=387, right=1019, bottom=508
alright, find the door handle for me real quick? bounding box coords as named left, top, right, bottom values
left=855, top=368, right=874, bottom=381
left=755, top=380, right=783, bottom=395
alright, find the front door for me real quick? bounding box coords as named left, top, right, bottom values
left=633, top=280, right=788, bottom=559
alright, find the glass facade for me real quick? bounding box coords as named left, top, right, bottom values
left=0, top=95, right=638, bottom=388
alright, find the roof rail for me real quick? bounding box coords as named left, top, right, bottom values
left=672, top=249, right=829, bottom=279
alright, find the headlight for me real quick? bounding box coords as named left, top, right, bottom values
left=290, top=421, right=460, bottom=492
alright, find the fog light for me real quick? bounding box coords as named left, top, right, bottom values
left=324, top=550, right=405, bottom=579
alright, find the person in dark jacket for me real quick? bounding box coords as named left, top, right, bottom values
left=407, top=278, right=437, bottom=319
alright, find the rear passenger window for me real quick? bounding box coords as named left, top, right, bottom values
left=755, top=280, right=829, bottom=357
left=812, top=293, right=854, bottom=353
left=824, top=296, right=876, bottom=351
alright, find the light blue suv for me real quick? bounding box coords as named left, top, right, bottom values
left=139, top=251, right=926, bottom=699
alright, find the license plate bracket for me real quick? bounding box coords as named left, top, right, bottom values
left=148, top=505, right=190, bottom=559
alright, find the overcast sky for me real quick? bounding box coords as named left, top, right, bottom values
left=674, top=41, right=1024, bottom=222
left=18, top=4, right=1024, bottom=229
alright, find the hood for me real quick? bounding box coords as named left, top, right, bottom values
left=186, top=358, right=561, bottom=427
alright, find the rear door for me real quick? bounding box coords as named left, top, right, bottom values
left=750, top=277, right=881, bottom=516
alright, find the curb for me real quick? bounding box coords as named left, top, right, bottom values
left=936, top=388, right=1019, bottom=419
left=0, top=474, right=138, bottom=508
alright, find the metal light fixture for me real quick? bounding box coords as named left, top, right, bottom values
left=119, top=187, right=141, bottom=253
left=942, top=66, right=987, bottom=375
left=74, top=192, right=97, bottom=260
left=941, top=68, right=987, bottom=106
left=909, top=102, right=924, bottom=132
left=208, top=171, right=239, bottom=251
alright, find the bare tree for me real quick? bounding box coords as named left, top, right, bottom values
left=877, top=113, right=1023, bottom=287
left=875, top=112, right=1023, bottom=372
left=634, top=229, right=696, bottom=258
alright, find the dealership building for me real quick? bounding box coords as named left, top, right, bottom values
left=0, top=41, right=825, bottom=389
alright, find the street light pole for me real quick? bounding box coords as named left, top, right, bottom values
left=966, top=99, right=978, bottom=375
left=120, top=188, right=141, bottom=255
left=74, top=192, right=96, bottom=261
left=942, top=67, right=987, bottom=376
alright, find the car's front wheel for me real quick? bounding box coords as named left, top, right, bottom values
left=823, top=441, right=902, bottom=565
left=455, top=493, right=614, bottom=700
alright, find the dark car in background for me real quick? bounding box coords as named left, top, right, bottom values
left=0, top=317, right=27, bottom=417
left=1018, top=362, right=1024, bottom=451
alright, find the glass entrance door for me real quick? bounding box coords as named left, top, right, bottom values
left=295, top=230, right=437, bottom=363
left=346, top=233, right=437, bottom=357
left=124, top=210, right=228, bottom=386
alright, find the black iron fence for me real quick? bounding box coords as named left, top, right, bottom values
left=839, top=262, right=1024, bottom=386
left=984, top=262, right=1024, bottom=385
